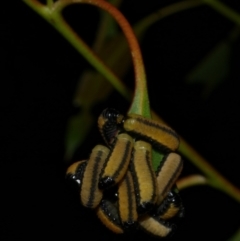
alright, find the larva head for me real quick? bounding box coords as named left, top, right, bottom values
left=66, top=160, right=87, bottom=186
left=98, top=108, right=124, bottom=145
left=98, top=108, right=124, bottom=129
left=156, top=190, right=184, bottom=220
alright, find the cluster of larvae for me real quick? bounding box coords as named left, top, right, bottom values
left=66, top=108, right=184, bottom=238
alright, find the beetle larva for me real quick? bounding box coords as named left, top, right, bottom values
left=130, top=140, right=158, bottom=214
left=118, top=171, right=138, bottom=229
left=80, top=145, right=110, bottom=208
left=123, top=113, right=180, bottom=152
left=156, top=153, right=183, bottom=205
left=99, top=133, right=133, bottom=189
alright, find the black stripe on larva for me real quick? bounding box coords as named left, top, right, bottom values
left=86, top=150, right=103, bottom=207
left=130, top=149, right=156, bottom=214
left=125, top=173, right=134, bottom=223
left=112, top=140, right=132, bottom=180
left=138, top=150, right=156, bottom=213
left=129, top=151, right=141, bottom=207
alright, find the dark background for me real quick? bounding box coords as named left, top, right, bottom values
left=2, top=0, right=240, bottom=240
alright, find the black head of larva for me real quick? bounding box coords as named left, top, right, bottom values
left=101, top=108, right=124, bottom=125
left=65, top=161, right=87, bottom=186
left=99, top=176, right=115, bottom=190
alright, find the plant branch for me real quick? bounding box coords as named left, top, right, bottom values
left=23, top=0, right=131, bottom=100
left=204, top=0, right=240, bottom=25
left=47, top=0, right=54, bottom=8
left=181, top=137, right=240, bottom=202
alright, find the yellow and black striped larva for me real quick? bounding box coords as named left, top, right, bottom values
left=124, top=113, right=180, bottom=152
left=99, top=133, right=134, bottom=189
left=155, top=152, right=183, bottom=205
left=131, top=140, right=158, bottom=214
left=66, top=145, right=110, bottom=209
left=80, top=145, right=110, bottom=208
left=117, top=170, right=138, bottom=229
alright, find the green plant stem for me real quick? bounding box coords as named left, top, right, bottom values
left=181, top=137, right=240, bottom=202
left=134, top=0, right=203, bottom=37
left=204, top=0, right=240, bottom=25
left=47, top=0, right=54, bottom=8
left=227, top=228, right=240, bottom=241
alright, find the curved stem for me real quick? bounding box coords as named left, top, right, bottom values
left=181, top=137, right=240, bottom=202
left=53, top=0, right=151, bottom=117
left=134, top=0, right=203, bottom=37
left=203, top=0, right=240, bottom=25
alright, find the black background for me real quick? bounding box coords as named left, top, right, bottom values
left=2, top=1, right=240, bottom=240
